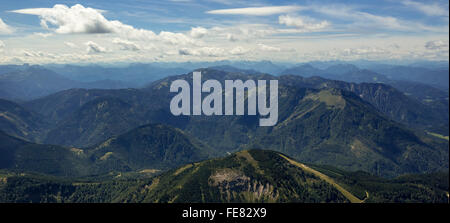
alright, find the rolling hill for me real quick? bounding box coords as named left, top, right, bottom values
left=88, top=124, right=213, bottom=172
left=0, top=124, right=212, bottom=177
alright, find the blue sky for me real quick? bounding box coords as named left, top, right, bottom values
left=0, top=0, right=448, bottom=64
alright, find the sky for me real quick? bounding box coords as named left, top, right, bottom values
left=0, top=0, right=448, bottom=64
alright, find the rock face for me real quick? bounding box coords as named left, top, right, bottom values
left=208, top=168, right=277, bottom=202
left=128, top=150, right=350, bottom=203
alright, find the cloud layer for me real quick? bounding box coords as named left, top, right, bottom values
left=0, top=2, right=448, bottom=64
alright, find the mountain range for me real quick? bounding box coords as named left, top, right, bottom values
left=0, top=68, right=447, bottom=178
left=0, top=65, right=135, bottom=101
left=0, top=62, right=448, bottom=203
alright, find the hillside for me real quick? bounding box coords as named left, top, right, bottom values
left=278, top=74, right=448, bottom=131
left=0, top=131, right=91, bottom=176
left=44, top=97, right=142, bottom=147
left=0, top=124, right=212, bottom=177
left=0, top=99, right=45, bottom=142
left=88, top=124, right=213, bottom=172
left=0, top=150, right=447, bottom=203
left=251, top=87, right=448, bottom=177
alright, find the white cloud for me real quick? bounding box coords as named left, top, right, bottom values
left=258, top=43, right=281, bottom=52
left=112, top=38, right=140, bottom=51
left=227, top=33, right=238, bottom=42
left=278, top=15, right=329, bottom=30
left=401, top=0, right=449, bottom=17
left=0, top=18, right=14, bottom=34
left=230, top=46, right=248, bottom=55
left=12, top=4, right=115, bottom=34
left=85, top=41, right=107, bottom=54
left=212, top=24, right=276, bottom=42
left=179, top=46, right=248, bottom=57
left=425, top=40, right=449, bottom=50
left=34, top=32, right=53, bottom=38
left=21, top=50, right=58, bottom=59
left=206, top=6, right=303, bottom=16
left=64, top=41, right=77, bottom=48
left=0, top=40, right=4, bottom=53
left=11, top=4, right=197, bottom=45
left=179, top=47, right=225, bottom=57
left=158, top=31, right=196, bottom=45
left=302, top=46, right=394, bottom=61
left=189, top=27, right=208, bottom=38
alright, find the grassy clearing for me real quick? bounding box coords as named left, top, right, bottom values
left=426, top=131, right=449, bottom=141
left=279, top=154, right=363, bottom=203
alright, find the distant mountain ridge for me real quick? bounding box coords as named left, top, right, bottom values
left=0, top=65, right=136, bottom=101
left=281, top=63, right=390, bottom=83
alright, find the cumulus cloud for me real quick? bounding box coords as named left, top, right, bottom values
left=159, top=31, right=196, bottom=45
left=85, top=41, right=107, bottom=54
left=11, top=4, right=196, bottom=45
left=112, top=38, right=140, bottom=51
left=189, top=27, right=208, bottom=38
left=12, top=4, right=116, bottom=34
left=425, top=40, right=449, bottom=50
left=279, top=15, right=329, bottom=30
left=0, top=18, right=14, bottom=34
left=206, top=6, right=303, bottom=16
